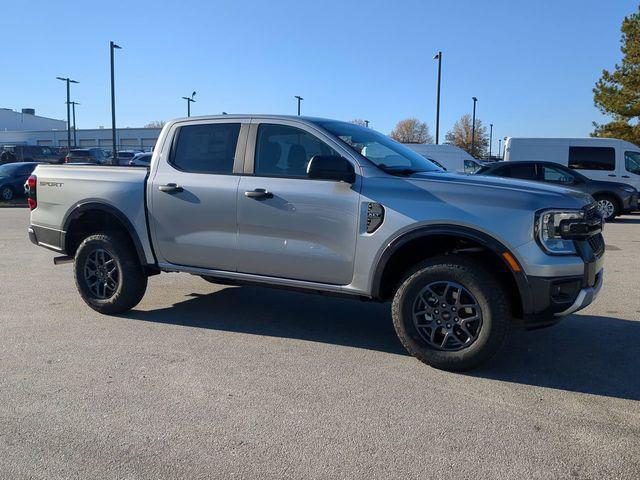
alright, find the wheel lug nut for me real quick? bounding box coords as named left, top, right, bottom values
left=442, top=303, right=446, bottom=308
left=434, top=310, right=439, bottom=314
left=452, top=307, right=456, bottom=312
left=446, top=324, right=451, bottom=328
left=436, top=320, right=441, bottom=325
left=454, top=317, right=459, bottom=322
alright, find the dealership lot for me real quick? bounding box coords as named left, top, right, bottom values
left=1, top=207, right=639, bottom=479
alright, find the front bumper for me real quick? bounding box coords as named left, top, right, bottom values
left=520, top=234, right=605, bottom=329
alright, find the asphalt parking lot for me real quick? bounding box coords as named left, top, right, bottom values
left=1, top=207, right=639, bottom=479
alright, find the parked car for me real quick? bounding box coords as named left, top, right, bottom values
left=403, top=144, right=484, bottom=173
left=26, top=115, right=605, bottom=371
left=476, top=160, right=638, bottom=220
left=504, top=137, right=640, bottom=191
left=64, top=148, right=108, bottom=164
left=0, top=162, right=41, bottom=201
left=0, top=145, right=61, bottom=165
left=128, top=152, right=152, bottom=167
left=116, top=150, right=140, bottom=162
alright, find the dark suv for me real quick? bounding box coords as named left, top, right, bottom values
left=64, top=148, right=108, bottom=165
left=0, top=145, right=62, bottom=165
left=476, top=161, right=638, bottom=220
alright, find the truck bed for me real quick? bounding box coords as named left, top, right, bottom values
left=29, top=165, right=155, bottom=263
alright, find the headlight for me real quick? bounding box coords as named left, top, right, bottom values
left=535, top=210, right=583, bottom=255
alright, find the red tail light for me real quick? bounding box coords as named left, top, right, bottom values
left=27, top=175, right=37, bottom=210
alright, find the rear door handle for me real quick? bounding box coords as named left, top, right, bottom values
left=622, top=175, right=630, bottom=178
left=244, top=188, right=273, bottom=199
left=158, top=183, right=183, bottom=193
left=607, top=174, right=617, bottom=177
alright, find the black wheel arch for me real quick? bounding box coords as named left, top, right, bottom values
left=62, top=201, right=149, bottom=266
left=371, top=224, right=532, bottom=317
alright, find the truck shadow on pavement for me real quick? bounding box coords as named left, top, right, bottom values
left=121, top=285, right=640, bottom=401
left=475, top=314, right=640, bottom=401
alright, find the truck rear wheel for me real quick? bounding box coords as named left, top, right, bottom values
left=391, top=256, right=510, bottom=371
left=73, top=233, right=147, bottom=314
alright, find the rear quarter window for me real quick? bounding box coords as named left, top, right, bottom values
left=568, top=146, right=615, bottom=171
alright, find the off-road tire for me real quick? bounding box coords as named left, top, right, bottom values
left=74, top=233, right=147, bottom=314
left=391, top=255, right=510, bottom=371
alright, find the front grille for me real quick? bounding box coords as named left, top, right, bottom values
left=588, top=233, right=605, bottom=256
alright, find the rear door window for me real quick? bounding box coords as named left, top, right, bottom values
left=499, top=163, right=537, bottom=180
left=568, top=146, right=615, bottom=171
left=171, top=123, right=240, bottom=174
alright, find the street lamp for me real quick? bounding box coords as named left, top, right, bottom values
left=489, top=123, right=493, bottom=159
left=471, top=96, right=478, bottom=157
left=433, top=51, right=442, bottom=144
left=182, top=91, right=196, bottom=117
left=498, top=138, right=502, bottom=159
left=56, top=76, right=78, bottom=151
left=68, top=101, right=80, bottom=147
left=295, top=95, right=303, bottom=116
left=364, top=120, right=370, bottom=128
left=110, top=41, right=122, bottom=165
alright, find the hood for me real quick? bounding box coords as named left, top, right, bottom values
left=405, top=171, right=593, bottom=210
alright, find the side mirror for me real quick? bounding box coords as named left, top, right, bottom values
left=307, top=155, right=355, bottom=183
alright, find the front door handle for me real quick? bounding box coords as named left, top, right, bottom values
left=622, top=175, right=630, bottom=178
left=244, top=188, right=273, bottom=199
left=158, top=183, right=184, bottom=193
left=607, top=174, right=617, bottom=177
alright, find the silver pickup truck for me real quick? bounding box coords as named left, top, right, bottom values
left=26, top=115, right=605, bottom=370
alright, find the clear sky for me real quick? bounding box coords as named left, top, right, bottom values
left=1, top=0, right=636, bottom=152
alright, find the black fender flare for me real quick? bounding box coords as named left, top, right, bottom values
left=61, top=201, right=149, bottom=265
left=370, top=224, right=532, bottom=314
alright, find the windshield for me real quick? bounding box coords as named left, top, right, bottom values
left=625, top=151, right=640, bottom=175
left=315, top=120, right=443, bottom=174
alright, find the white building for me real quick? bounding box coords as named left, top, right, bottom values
left=0, top=126, right=162, bottom=151
left=0, top=108, right=66, bottom=131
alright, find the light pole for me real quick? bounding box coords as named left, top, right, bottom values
left=489, top=123, right=493, bottom=159
left=433, top=51, right=442, bottom=144
left=498, top=138, right=502, bottom=159
left=471, top=96, right=478, bottom=157
left=56, top=76, right=78, bottom=151
left=295, top=95, right=303, bottom=116
left=68, top=101, right=80, bottom=147
left=110, top=41, right=122, bottom=165
left=182, top=91, right=196, bottom=117
left=364, top=120, right=370, bottom=128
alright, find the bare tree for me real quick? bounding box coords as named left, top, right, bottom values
left=350, top=119, right=368, bottom=127
left=144, top=120, right=166, bottom=128
left=444, top=114, right=488, bottom=157
left=389, top=118, right=433, bottom=144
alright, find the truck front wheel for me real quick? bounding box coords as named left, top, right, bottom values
left=74, top=233, right=148, bottom=314
left=391, top=256, right=510, bottom=371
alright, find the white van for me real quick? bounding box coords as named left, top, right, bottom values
left=504, top=137, right=640, bottom=191
left=403, top=144, right=484, bottom=173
